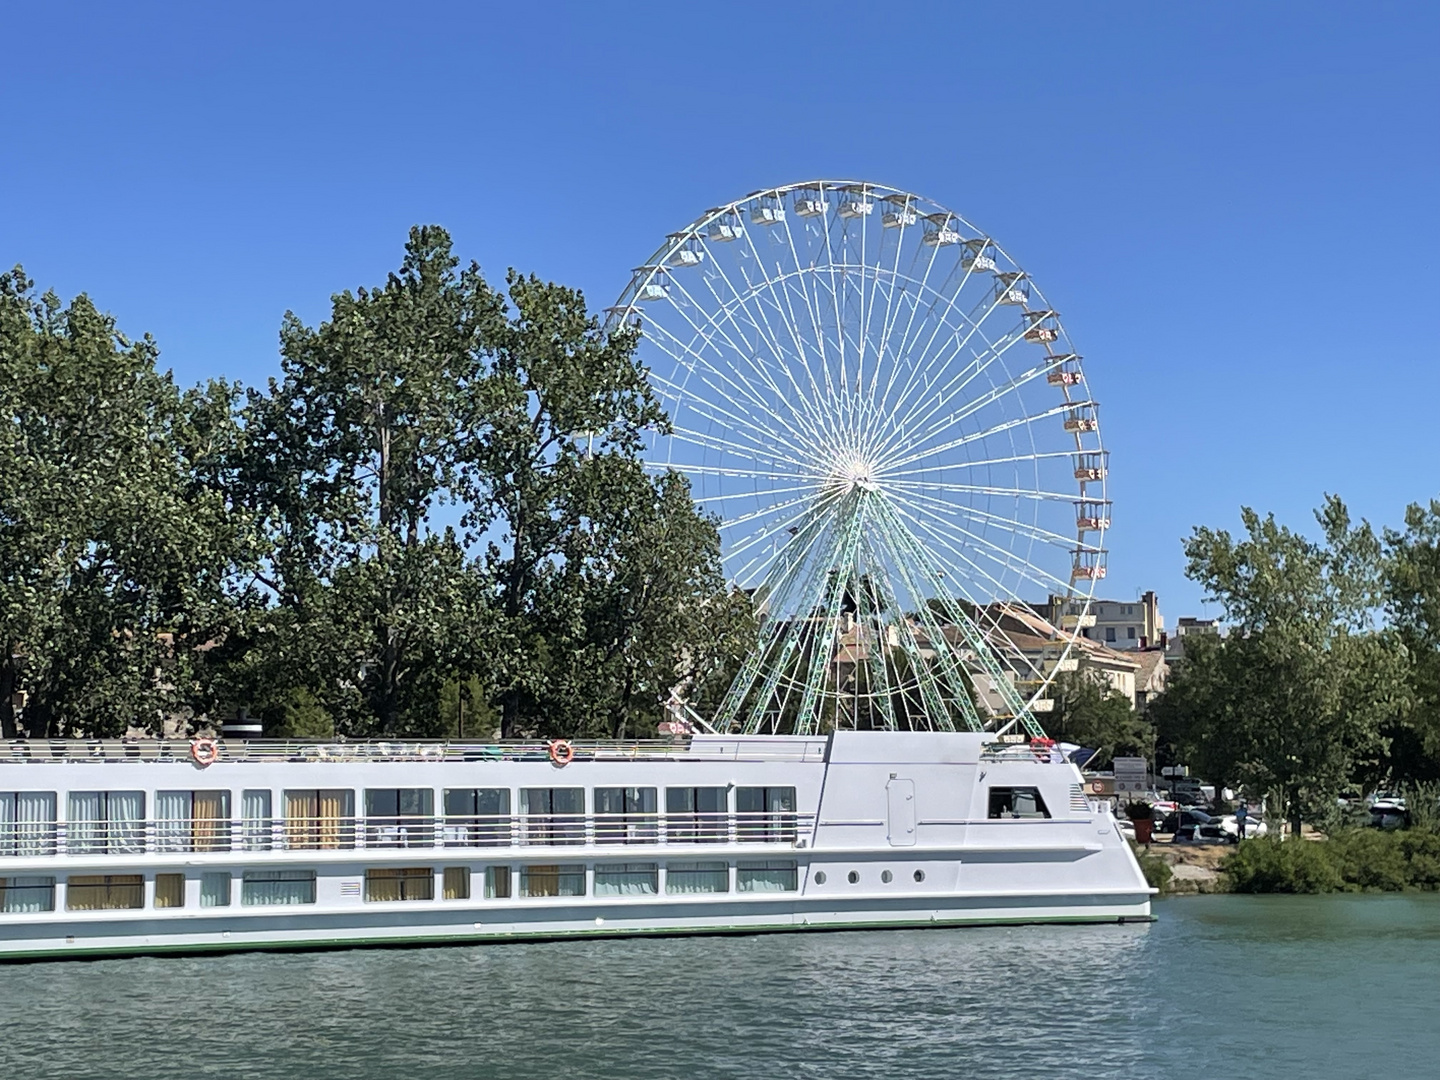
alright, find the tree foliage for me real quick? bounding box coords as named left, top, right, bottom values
left=0, top=267, right=252, bottom=737
left=1045, top=669, right=1152, bottom=766
left=1153, top=498, right=1407, bottom=833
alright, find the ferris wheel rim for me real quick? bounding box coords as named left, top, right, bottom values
left=608, top=179, right=1109, bottom=733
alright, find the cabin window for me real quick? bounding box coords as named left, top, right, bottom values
left=154, top=873, right=186, bottom=908
left=485, top=866, right=512, bottom=899
left=519, top=789, right=584, bottom=846
left=735, top=787, right=797, bottom=842
left=365, top=789, right=434, bottom=848
left=155, top=791, right=231, bottom=853
left=594, top=862, right=658, bottom=896
left=443, top=788, right=511, bottom=846
left=66, top=792, right=145, bottom=854
left=0, top=792, right=58, bottom=856
left=987, top=787, right=1052, bottom=819
left=0, top=876, right=55, bottom=913
left=200, top=872, right=231, bottom=908
left=665, top=787, right=728, bottom=842
left=737, top=860, right=798, bottom=893
left=442, top=867, right=470, bottom=900
left=519, top=863, right=585, bottom=898
left=242, top=790, right=273, bottom=851
left=594, top=787, right=658, bottom=844
left=242, top=870, right=317, bottom=906
left=665, top=861, right=729, bottom=894
left=365, top=867, right=434, bottom=902
left=66, top=874, right=144, bottom=910
left=284, top=790, right=355, bottom=850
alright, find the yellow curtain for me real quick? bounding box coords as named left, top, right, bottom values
left=443, top=867, right=469, bottom=900
left=193, top=791, right=224, bottom=852
left=287, top=792, right=316, bottom=849
left=365, top=870, right=403, bottom=902
left=154, top=873, right=185, bottom=908
left=319, top=790, right=346, bottom=850
left=525, top=865, right=559, bottom=897
left=66, top=874, right=143, bottom=911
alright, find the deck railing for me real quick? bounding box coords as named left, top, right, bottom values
left=0, top=811, right=812, bottom=859
left=2, top=738, right=827, bottom=766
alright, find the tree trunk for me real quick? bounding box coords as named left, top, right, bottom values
left=1288, top=785, right=1303, bottom=838
left=0, top=649, right=15, bottom=740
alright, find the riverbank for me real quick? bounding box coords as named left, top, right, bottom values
left=1139, top=827, right=1440, bottom=895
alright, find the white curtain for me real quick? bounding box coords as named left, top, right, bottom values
left=108, top=791, right=145, bottom=854
left=737, top=861, right=798, bottom=893
left=155, top=791, right=192, bottom=853
left=665, top=861, right=730, bottom=894
left=0, top=794, right=12, bottom=856
left=17, top=793, right=56, bottom=856
left=242, top=870, right=315, bottom=905
left=200, top=872, right=231, bottom=908
left=593, top=863, right=658, bottom=896
left=241, top=790, right=272, bottom=851
left=0, top=875, right=55, bottom=913
left=67, top=792, right=103, bottom=854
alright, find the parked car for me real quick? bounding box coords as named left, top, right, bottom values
left=1159, top=809, right=1230, bottom=841
left=1217, top=813, right=1268, bottom=841
left=1370, top=795, right=1409, bottom=830
left=1116, top=818, right=1137, bottom=842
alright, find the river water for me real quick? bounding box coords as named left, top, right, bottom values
left=3, top=895, right=1438, bottom=1078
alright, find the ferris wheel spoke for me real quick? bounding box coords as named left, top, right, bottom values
left=889, top=495, right=1079, bottom=597
left=882, top=401, right=1082, bottom=474
left=881, top=448, right=1081, bottom=480
left=652, top=284, right=834, bottom=460
left=891, top=483, right=1097, bottom=555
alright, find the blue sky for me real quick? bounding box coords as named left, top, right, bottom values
left=4, top=1, right=1436, bottom=624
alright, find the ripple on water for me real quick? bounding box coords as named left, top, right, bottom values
left=2, top=896, right=1438, bottom=1079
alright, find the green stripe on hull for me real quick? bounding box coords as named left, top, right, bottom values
left=1, top=911, right=1155, bottom=963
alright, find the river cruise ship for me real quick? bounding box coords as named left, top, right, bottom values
left=0, top=730, right=1151, bottom=961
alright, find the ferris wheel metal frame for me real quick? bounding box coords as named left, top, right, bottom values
left=605, top=180, right=1109, bottom=738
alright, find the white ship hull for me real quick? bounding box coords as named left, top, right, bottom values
left=0, top=732, right=1152, bottom=961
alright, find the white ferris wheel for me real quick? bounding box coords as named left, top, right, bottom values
left=606, top=180, right=1108, bottom=737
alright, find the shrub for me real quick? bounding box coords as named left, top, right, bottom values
left=1329, top=829, right=1412, bottom=891
left=1399, top=830, right=1440, bottom=888
left=1223, top=837, right=1344, bottom=893
left=1133, top=847, right=1172, bottom=893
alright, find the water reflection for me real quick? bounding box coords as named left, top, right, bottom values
left=1, top=897, right=1436, bottom=1079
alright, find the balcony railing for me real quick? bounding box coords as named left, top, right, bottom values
left=0, top=812, right=812, bottom=859
left=3, top=737, right=828, bottom=766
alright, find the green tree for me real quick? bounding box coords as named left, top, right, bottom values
left=1382, top=499, right=1440, bottom=781
left=0, top=267, right=253, bottom=737
left=227, top=227, right=504, bottom=736
left=1046, top=669, right=1153, bottom=766
left=1154, top=498, right=1406, bottom=834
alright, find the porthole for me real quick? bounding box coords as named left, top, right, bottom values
left=913, top=869, right=926, bottom=883
left=881, top=870, right=893, bottom=884
left=813, top=871, right=827, bottom=885
left=847, top=870, right=860, bottom=885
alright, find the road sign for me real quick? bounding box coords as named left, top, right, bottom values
left=1113, top=756, right=1148, bottom=796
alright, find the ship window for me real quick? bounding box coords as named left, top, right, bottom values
left=66, top=792, right=145, bottom=855
left=736, top=787, right=797, bottom=843
left=155, top=791, right=231, bottom=853
left=594, top=787, right=658, bottom=844
left=283, top=790, right=355, bottom=850
left=241, top=790, right=273, bottom=852
left=520, top=863, right=585, bottom=898
left=881, top=870, right=894, bottom=883
left=847, top=870, right=860, bottom=885
left=242, top=870, right=316, bottom=906
left=665, top=787, right=727, bottom=842
left=666, top=861, right=730, bottom=894
left=594, top=862, right=657, bottom=896
left=0, top=875, right=55, bottom=912
left=737, top=860, right=798, bottom=892
left=66, top=874, right=144, bottom=910
left=520, top=789, right=584, bottom=846
left=365, top=789, right=434, bottom=848
left=154, top=873, right=186, bottom=908
left=443, top=788, right=511, bottom=846
left=987, top=787, right=1052, bottom=819
left=0, top=792, right=58, bottom=856
left=913, top=869, right=925, bottom=883
left=200, top=872, right=231, bottom=908
left=485, top=866, right=512, bottom=899
left=812, top=871, right=827, bottom=885
left=443, top=867, right=470, bottom=900
left=365, top=867, right=434, bottom=902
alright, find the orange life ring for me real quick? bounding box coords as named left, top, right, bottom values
left=548, top=739, right=574, bottom=766
left=190, top=737, right=219, bottom=767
